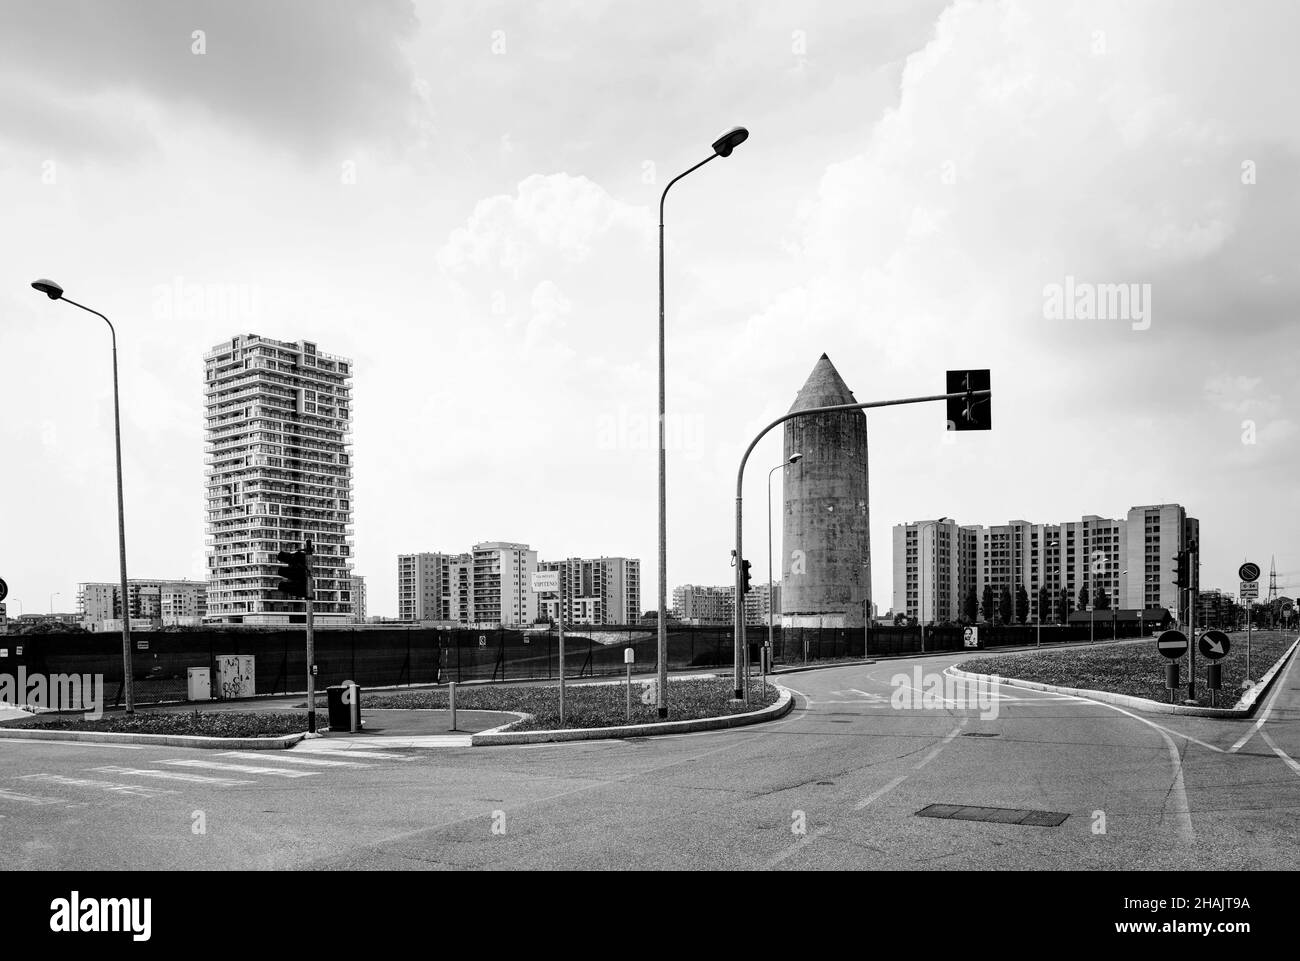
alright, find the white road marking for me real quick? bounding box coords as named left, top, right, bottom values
left=1229, top=644, right=1299, bottom=753
left=289, top=746, right=411, bottom=760
left=18, top=773, right=178, bottom=799
left=0, top=788, right=66, bottom=806
left=854, top=776, right=907, bottom=811
left=92, top=765, right=254, bottom=787
left=161, top=759, right=318, bottom=779
left=914, top=721, right=968, bottom=770
left=1156, top=727, right=1196, bottom=844
left=220, top=751, right=371, bottom=767
left=1259, top=732, right=1300, bottom=777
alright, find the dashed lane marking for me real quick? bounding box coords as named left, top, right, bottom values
left=161, top=759, right=318, bottom=779
left=91, top=765, right=254, bottom=787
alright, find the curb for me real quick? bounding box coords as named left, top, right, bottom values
left=470, top=688, right=793, bottom=745
left=947, top=637, right=1298, bottom=718
left=0, top=727, right=306, bottom=750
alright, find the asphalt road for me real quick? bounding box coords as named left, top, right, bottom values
left=1, top=643, right=1296, bottom=870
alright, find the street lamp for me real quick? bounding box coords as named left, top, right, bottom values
left=49, top=592, right=60, bottom=615
left=767, top=453, right=801, bottom=673
left=31, top=279, right=135, bottom=713
left=657, top=126, right=748, bottom=713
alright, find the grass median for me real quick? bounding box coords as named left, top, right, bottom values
left=956, top=631, right=1296, bottom=709
left=313, top=676, right=782, bottom=731
left=0, top=711, right=314, bottom=738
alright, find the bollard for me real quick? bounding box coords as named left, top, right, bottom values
left=449, top=681, right=457, bottom=731
left=1207, top=663, right=1222, bottom=708
left=624, top=647, right=635, bottom=723
left=1166, top=662, right=1179, bottom=703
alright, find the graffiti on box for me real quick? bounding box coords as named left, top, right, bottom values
left=215, top=655, right=255, bottom=699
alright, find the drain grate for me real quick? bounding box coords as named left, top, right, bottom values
left=916, top=804, right=1069, bottom=827
left=961, top=732, right=999, bottom=738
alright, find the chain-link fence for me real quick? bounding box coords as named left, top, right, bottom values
left=0, top=621, right=1125, bottom=709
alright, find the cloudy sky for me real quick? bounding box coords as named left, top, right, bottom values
left=1, top=0, right=1296, bottom=619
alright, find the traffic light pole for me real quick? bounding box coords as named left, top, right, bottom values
left=306, top=540, right=316, bottom=734
left=732, top=387, right=992, bottom=700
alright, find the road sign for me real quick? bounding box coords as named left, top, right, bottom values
left=1156, top=630, right=1188, bottom=659
left=1198, top=630, right=1230, bottom=660
left=136, top=639, right=149, bottom=650
left=531, top=571, right=560, bottom=593
left=0, top=578, right=7, bottom=603
left=1240, top=581, right=1259, bottom=599
left=1239, top=562, right=1260, bottom=582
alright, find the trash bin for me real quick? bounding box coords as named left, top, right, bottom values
left=326, top=681, right=361, bottom=732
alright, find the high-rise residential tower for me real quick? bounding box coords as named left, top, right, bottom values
left=204, top=334, right=355, bottom=625
left=781, top=354, right=871, bottom=629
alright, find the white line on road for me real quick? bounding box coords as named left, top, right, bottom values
left=914, top=721, right=969, bottom=770
left=92, top=765, right=254, bottom=787
left=161, top=759, right=318, bottom=779
left=1229, top=645, right=1299, bottom=753
left=290, top=745, right=412, bottom=759
left=220, top=751, right=372, bottom=768
left=854, top=776, right=908, bottom=811
left=1259, top=732, right=1300, bottom=777
left=19, top=773, right=178, bottom=799
left=0, top=788, right=66, bottom=806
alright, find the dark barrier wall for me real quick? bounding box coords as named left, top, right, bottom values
left=0, top=622, right=1125, bottom=708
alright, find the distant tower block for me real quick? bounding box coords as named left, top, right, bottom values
left=781, top=354, right=870, bottom=629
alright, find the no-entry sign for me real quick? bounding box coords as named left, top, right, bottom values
left=1156, top=630, right=1188, bottom=659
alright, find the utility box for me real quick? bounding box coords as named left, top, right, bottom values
left=327, top=681, right=361, bottom=732
left=214, top=655, right=255, bottom=700
left=186, top=667, right=212, bottom=701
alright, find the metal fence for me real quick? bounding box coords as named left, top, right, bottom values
left=0, top=621, right=1131, bottom=709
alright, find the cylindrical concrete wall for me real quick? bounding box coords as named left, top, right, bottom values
left=781, top=355, right=871, bottom=628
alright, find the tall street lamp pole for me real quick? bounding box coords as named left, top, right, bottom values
left=656, top=126, right=748, bottom=718
left=31, top=279, right=135, bottom=713
left=767, top=453, right=802, bottom=668
left=49, top=592, right=60, bottom=615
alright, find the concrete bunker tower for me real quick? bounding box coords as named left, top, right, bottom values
left=780, top=354, right=870, bottom=628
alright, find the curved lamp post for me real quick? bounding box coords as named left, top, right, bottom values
left=31, top=279, right=134, bottom=713
left=656, top=125, right=748, bottom=717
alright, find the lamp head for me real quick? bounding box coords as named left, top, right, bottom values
left=712, top=126, right=749, bottom=158
left=788, top=453, right=803, bottom=464
left=31, top=279, right=64, bottom=300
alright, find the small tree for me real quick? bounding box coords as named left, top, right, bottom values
left=1094, top=588, right=1111, bottom=611
left=1078, top=585, right=1090, bottom=611
left=1036, top=586, right=1050, bottom=623
left=980, top=584, right=996, bottom=623
left=999, top=586, right=1013, bottom=625
left=1015, top=586, right=1030, bottom=624
left=1057, top=588, right=1072, bottom=623
left=963, top=586, right=979, bottom=625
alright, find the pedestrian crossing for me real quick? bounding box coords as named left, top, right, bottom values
left=0, top=744, right=412, bottom=810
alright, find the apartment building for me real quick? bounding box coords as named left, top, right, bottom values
left=397, top=552, right=474, bottom=623
left=350, top=575, right=367, bottom=622
left=670, top=583, right=773, bottom=627
left=78, top=579, right=208, bottom=630
left=471, top=542, right=537, bottom=628
left=535, top=557, right=641, bottom=625
left=203, top=334, right=354, bottom=626
left=893, top=504, right=1198, bottom=623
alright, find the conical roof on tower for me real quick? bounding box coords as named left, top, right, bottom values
left=788, top=353, right=859, bottom=413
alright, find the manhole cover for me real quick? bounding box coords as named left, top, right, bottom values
left=916, top=804, right=1068, bottom=827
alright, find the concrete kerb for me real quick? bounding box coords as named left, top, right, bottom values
left=471, top=687, right=793, bottom=745
left=947, top=636, right=1299, bottom=719
left=0, top=727, right=306, bottom=750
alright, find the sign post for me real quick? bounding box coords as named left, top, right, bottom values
left=1157, top=630, right=1188, bottom=704
left=305, top=538, right=315, bottom=735
left=1198, top=630, right=1230, bottom=708
left=1239, top=563, right=1259, bottom=684
left=532, top=570, right=564, bottom=724
left=624, top=647, right=634, bottom=722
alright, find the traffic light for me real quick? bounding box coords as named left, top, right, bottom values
left=741, top=559, right=753, bottom=594
left=1173, top=551, right=1189, bottom=589
left=945, top=369, right=991, bottom=431
left=275, top=550, right=309, bottom=598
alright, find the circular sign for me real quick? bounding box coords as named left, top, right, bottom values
left=1239, top=562, right=1260, bottom=582
left=0, top=578, right=7, bottom=603
left=1156, top=629, right=1188, bottom=659
left=1198, top=630, right=1230, bottom=661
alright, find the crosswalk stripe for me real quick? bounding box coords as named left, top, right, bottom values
left=290, top=747, right=410, bottom=760
left=92, top=765, right=254, bottom=787
left=18, top=773, right=178, bottom=799
left=0, top=787, right=66, bottom=806
left=219, top=751, right=370, bottom=768
left=161, top=759, right=318, bottom=779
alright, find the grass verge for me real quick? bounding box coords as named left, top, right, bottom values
left=956, top=631, right=1296, bottom=709
left=312, top=676, right=781, bottom=731
left=0, top=710, right=315, bottom=738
